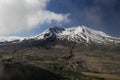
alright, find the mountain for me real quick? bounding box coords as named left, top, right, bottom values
left=0, top=36, right=24, bottom=42
left=0, top=26, right=120, bottom=80
left=0, top=26, right=120, bottom=45
left=35, top=26, right=120, bottom=45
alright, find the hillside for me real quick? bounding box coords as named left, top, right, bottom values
left=0, top=26, right=120, bottom=80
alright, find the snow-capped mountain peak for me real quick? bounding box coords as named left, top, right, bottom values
left=0, top=26, right=119, bottom=45
left=36, top=26, right=120, bottom=44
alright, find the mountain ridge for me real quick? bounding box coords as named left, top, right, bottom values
left=35, top=26, right=120, bottom=45
left=0, top=26, right=120, bottom=80
left=0, top=26, right=120, bottom=45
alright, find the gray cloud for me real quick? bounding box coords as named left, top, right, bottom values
left=82, top=0, right=120, bottom=31
left=84, top=6, right=103, bottom=28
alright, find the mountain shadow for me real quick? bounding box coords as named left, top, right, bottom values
left=0, top=63, right=65, bottom=80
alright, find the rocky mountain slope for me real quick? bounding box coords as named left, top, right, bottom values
left=35, top=26, right=120, bottom=45
left=0, top=26, right=120, bottom=45
left=0, top=26, right=120, bottom=80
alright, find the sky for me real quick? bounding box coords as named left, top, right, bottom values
left=0, top=0, right=120, bottom=37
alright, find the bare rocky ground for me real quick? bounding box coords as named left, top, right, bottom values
left=0, top=40, right=120, bottom=80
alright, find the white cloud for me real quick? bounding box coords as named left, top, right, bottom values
left=0, top=0, right=69, bottom=36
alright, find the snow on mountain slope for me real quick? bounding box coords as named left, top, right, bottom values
left=0, top=36, right=25, bottom=42
left=35, top=26, right=120, bottom=44
left=0, top=26, right=119, bottom=45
